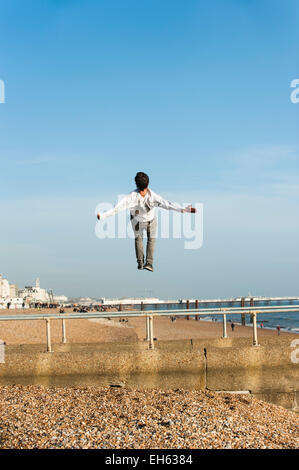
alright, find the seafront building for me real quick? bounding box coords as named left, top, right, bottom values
left=0, top=274, right=10, bottom=298
left=18, top=278, right=51, bottom=304
left=9, top=284, right=18, bottom=297
left=0, top=274, right=68, bottom=309
left=0, top=274, right=23, bottom=309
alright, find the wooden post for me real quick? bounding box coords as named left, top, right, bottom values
left=222, top=313, right=227, bottom=339
left=241, top=297, right=246, bottom=326
left=252, top=312, right=259, bottom=346
left=145, top=315, right=150, bottom=341
left=195, top=299, right=199, bottom=321
left=250, top=298, right=254, bottom=323
left=148, top=315, right=154, bottom=350
left=62, top=319, right=67, bottom=344
left=46, top=319, right=52, bottom=352
left=186, top=300, right=190, bottom=320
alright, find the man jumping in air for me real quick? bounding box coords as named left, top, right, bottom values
left=96, top=172, right=196, bottom=272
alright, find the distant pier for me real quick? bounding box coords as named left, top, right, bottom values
left=100, top=296, right=299, bottom=308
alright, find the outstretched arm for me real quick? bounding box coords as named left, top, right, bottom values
left=97, top=194, right=135, bottom=220
left=154, top=194, right=197, bottom=213
left=182, top=204, right=197, bottom=213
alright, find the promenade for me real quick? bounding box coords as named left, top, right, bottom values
left=0, top=308, right=292, bottom=346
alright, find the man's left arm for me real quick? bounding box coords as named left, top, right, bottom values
left=153, top=193, right=197, bottom=213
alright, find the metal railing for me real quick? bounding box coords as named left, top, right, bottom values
left=0, top=306, right=298, bottom=352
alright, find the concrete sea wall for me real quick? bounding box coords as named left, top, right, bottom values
left=0, top=337, right=298, bottom=411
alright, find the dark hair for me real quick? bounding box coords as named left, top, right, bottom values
left=135, top=172, right=149, bottom=191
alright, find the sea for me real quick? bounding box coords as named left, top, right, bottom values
left=142, top=299, right=299, bottom=333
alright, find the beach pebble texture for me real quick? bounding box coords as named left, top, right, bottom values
left=0, top=385, right=298, bottom=449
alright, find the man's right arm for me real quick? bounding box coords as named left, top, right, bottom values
left=97, top=193, right=135, bottom=220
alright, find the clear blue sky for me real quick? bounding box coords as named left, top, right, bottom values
left=0, top=0, right=298, bottom=299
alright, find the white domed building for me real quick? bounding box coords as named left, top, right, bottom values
left=18, top=278, right=51, bottom=304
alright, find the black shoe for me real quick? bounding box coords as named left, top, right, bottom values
left=144, top=263, right=154, bottom=272
left=137, top=261, right=144, bottom=270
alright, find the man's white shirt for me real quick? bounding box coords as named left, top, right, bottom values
left=100, top=188, right=185, bottom=223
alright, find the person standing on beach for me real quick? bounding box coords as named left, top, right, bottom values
left=96, top=172, right=196, bottom=271
left=231, top=322, right=235, bottom=332
left=277, top=325, right=281, bottom=336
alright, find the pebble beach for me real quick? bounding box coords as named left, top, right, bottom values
left=0, top=308, right=298, bottom=449
left=0, top=385, right=298, bottom=449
